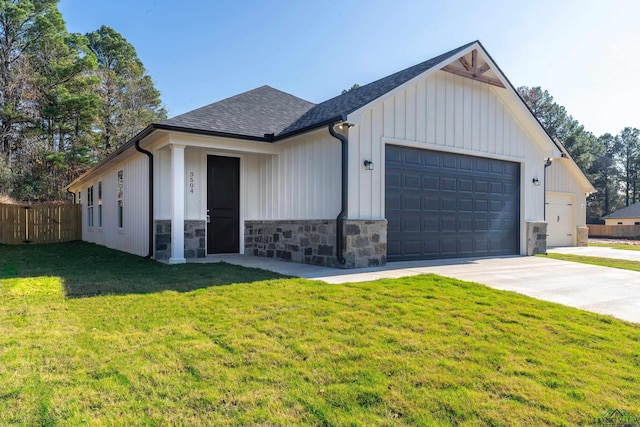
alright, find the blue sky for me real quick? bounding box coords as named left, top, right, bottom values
left=58, top=0, right=640, bottom=137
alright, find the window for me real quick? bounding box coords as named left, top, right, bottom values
left=87, top=186, right=94, bottom=227
left=635, top=222, right=640, bottom=226
left=98, top=181, right=103, bottom=228
left=117, top=170, right=123, bottom=228
left=78, top=191, right=81, bottom=204
left=618, top=222, right=623, bottom=225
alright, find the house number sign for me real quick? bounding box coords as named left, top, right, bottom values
left=188, top=171, right=195, bottom=194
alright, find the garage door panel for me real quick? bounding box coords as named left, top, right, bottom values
left=458, top=218, right=473, bottom=232
left=386, top=145, right=520, bottom=261
left=424, top=154, right=439, bottom=167
left=387, top=217, right=401, bottom=232
left=457, top=239, right=474, bottom=253
left=459, top=157, right=473, bottom=171
left=403, top=195, right=421, bottom=210
left=458, top=199, right=473, bottom=212
left=422, top=217, right=438, bottom=232
left=404, top=173, right=421, bottom=189
left=404, top=240, right=422, bottom=255
left=440, top=239, right=457, bottom=254
left=475, top=200, right=488, bottom=212
left=459, top=179, right=473, bottom=192
left=439, top=217, right=455, bottom=233
left=386, top=171, right=402, bottom=188
left=441, top=198, right=456, bottom=211
left=475, top=158, right=489, bottom=172
left=386, top=194, right=401, bottom=211
left=475, top=181, right=489, bottom=193
left=423, top=176, right=439, bottom=190
left=403, top=216, right=421, bottom=232
left=442, top=155, right=457, bottom=169
left=442, top=177, right=457, bottom=191
left=422, top=196, right=439, bottom=211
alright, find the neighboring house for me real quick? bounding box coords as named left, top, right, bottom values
left=65, top=40, right=595, bottom=268
left=602, top=202, right=640, bottom=225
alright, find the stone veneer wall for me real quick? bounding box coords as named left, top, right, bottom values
left=526, top=221, right=548, bottom=255
left=154, top=220, right=206, bottom=260
left=244, top=219, right=387, bottom=269
left=155, top=220, right=171, bottom=260
left=344, top=220, right=387, bottom=268
left=184, top=220, right=206, bottom=258
left=576, top=226, right=588, bottom=247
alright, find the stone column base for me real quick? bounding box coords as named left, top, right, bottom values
left=576, top=226, right=588, bottom=247
left=154, top=219, right=206, bottom=261
left=526, top=221, right=548, bottom=255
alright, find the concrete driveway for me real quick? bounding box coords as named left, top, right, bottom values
left=197, top=250, right=640, bottom=324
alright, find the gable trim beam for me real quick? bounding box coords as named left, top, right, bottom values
left=441, top=64, right=506, bottom=88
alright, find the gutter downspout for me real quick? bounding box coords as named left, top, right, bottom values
left=135, top=140, right=154, bottom=260
left=66, top=188, right=76, bottom=204
left=328, top=121, right=349, bottom=265
left=543, top=157, right=553, bottom=221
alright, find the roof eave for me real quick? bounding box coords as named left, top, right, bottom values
left=65, top=123, right=282, bottom=191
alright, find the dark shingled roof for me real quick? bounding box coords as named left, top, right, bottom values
left=602, top=202, right=640, bottom=219
left=160, top=41, right=477, bottom=140
left=161, top=85, right=316, bottom=138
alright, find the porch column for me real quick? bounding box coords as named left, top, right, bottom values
left=169, top=144, right=186, bottom=264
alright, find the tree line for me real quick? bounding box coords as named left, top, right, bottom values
left=0, top=0, right=165, bottom=201
left=517, top=86, right=639, bottom=223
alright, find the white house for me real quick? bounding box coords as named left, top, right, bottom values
left=65, top=41, right=595, bottom=268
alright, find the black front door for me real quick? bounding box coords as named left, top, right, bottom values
left=207, top=155, right=240, bottom=254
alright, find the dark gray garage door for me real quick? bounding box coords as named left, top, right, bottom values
left=385, top=145, right=520, bottom=261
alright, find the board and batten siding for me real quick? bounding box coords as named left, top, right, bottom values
left=347, top=69, right=547, bottom=222
left=546, top=158, right=588, bottom=228
left=255, top=132, right=341, bottom=220
left=81, top=152, right=149, bottom=257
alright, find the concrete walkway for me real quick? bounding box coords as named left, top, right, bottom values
left=193, top=251, right=640, bottom=324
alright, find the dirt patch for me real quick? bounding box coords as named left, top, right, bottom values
left=589, top=238, right=640, bottom=246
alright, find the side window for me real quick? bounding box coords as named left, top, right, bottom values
left=117, top=170, right=123, bottom=228
left=98, top=181, right=103, bottom=228
left=87, top=186, right=94, bottom=227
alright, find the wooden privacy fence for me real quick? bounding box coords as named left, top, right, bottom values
left=0, top=204, right=81, bottom=245
left=588, top=224, right=640, bottom=238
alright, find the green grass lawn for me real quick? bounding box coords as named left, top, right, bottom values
left=543, top=253, right=640, bottom=272
left=590, top=243, right=640, bottom=251
left=2, top=242, right=640, bottom=425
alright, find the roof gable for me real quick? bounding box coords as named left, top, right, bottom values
left=278, top=41, right=477, bottom=137
left=603, top=202, right=640, bottom=219
left=161, top=85, right=315, bottom=138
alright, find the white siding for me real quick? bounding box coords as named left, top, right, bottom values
left=348, top=70, right=539, bottom=220
left=546, top=158, right=588, bottom=228
left=255, top=132, right=341, bottom=220
left=81, top=152, right=149, bottom=257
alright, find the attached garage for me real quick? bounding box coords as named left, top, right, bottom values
left=385, top=145, right=520, bottom=261
left=545, top=193, right=574, bottom=247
